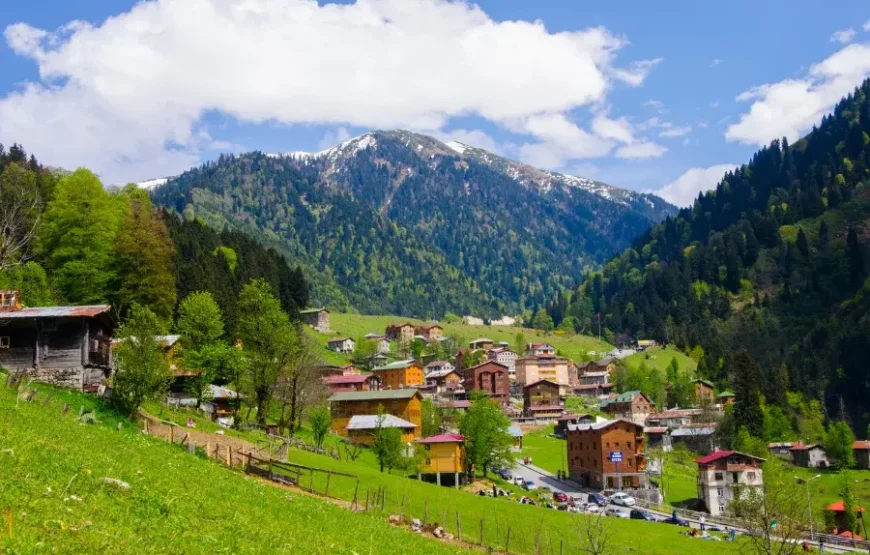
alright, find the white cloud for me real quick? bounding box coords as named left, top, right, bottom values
left=318, top=127, right=352, bottom=150
left=652, top=164, right=737, bottom=206
left=696, top=121, right=709, bottom=129
left=615, top=141, right=667, bottom=159
left=644, top=100, right=666, bottom=114
left=659, top=125, right=692, bottom=138
left=727, top=43, right=870, bottom=145
left=518, top=113, right=615, bottom=168
left=865, top=20, right=870, bottom=31
left=591, top=115, right=634, bottom=143
left=0, top=0, right=658, bottom=184
left=710, top=100, right=720, bottom=108
left=830, top=28, right=856, bottom=44
left=711, top=58, right=722, bottom=67
left=430, top=128, right=500, bottom=153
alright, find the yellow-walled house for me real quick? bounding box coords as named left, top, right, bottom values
left=416, top=433, right=468, bottom=488
left=372, top=359, right=424, bottom=389
left=328, top=389, right=423, bottom=439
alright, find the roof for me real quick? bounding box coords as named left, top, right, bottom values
left=644, top=427, right=669, bottom=434
left=580, top=371, right=610, bottom=378
left=600, top=390, right=647, bottom=408
left=556, top=413, right=591, bottom=422
left=386, top=322, right=415, bottom=329
left=465, top=360, right=508, bottom=371
left=769, top=442, right=793, bottom=448
left=530, top=343, right=554, bottom=348
left=436, top=400, right=471, bottom=409
left=716, top=391, right=736, bottom=398
left=574, top=384, right=613, bottom=391
left=523, top=379, right=560, bottom=390
left=695, top=450, right=765, bottom=465
left=327, top=337, right=352, bottom=343
left=469, top=338, right=494, bottom=344
left=373, top=359, right=419, bottom=371
left=364, top=333, right=385, bottom=339
left=528, top=405, right=564, bottom=412
left=790, top=443, right=822, bottom=451
left=672, top=427, right=716, bottom=437
left=425, top=368, right=459, bottom=380
left=346, top=414, right=417, bottom=430
left=0, top=305, right=111, bottom=319
left=693, top=378, right=715, bottom=388
left=208, top=384, right=238, bottom=400
left=328, top=389, right=420, bottom=402
left=567, top=418, right=642, bottom=433
left=417, top=433, right=465, bottom=444
left=853, top=441, right=870, bottom=450
left=425, top=360, right=453, bottom=369
left=323, top=374, right=374, bottom=385
left=828, top=501, right=866, bottom=513
left=508, top=423, right=524, bottom=437
left=415, top=324, right=442, bottom=331
left=299, top=307, right=327, bottom=314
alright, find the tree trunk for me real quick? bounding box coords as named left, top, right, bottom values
left=287, top=376, right=300, bottom=436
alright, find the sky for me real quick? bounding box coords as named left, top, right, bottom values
left=1, top=1, right=870, bottom=206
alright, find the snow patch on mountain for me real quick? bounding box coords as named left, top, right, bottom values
left=137, top=177, right=170, bottom=190
left=446, top=141, right=469, bottom=155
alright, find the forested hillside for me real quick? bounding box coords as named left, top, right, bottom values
left=545, top=79, right=870, bottom=434
left=0, top=144, right=309, bottom=328
left=151, top=130, right=674, bottom=317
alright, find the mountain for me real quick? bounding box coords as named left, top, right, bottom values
left=544, top=79, right=870, bottom=434
left=150, top=130, right=675, bottom=317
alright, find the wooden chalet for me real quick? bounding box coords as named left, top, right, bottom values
left=522, top=379, right=564, bottom=418
left=328, top=389, right=423, bottom=439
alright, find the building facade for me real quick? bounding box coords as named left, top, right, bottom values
left=855, top=441, right=870, bottom=470
left=566, top=419, right=647, bottom=490
left=790, top=444, right=829, bottom=468
left=372, top=359, right=424, bottom=389
left=300, top=308, right=330, bottom=333
left=527, top=343, right=556, bottom=356
left=487, top=348, right=518, bottom=380
left=693, top=379, right=716, bottom=405
left=328, top=389, right=423, bottom=439
left=515, top=354, right=570, bottom=386
left=385, top=323, right=416, bottom=343
left=322, top=373, right=381, bottom=395
left=696, top=450, right=765, bottom=516
left=327, top=337, right=355, bottom=353
left=463, top=360, right=510, bottom=405
left=417, top=433, right=468, bottom=487
left=600, top=390, right=655, bottom=423
left=415, top=325, right=443, bottom=342
left=0, top=297, right=115, bottom=389
left=523, top=379, right=563, bottom=418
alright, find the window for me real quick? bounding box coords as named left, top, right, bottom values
left=717, top=488, right=723, bottom=497
left=714, top=472, right=724, bottom=481
left=0, top=336, right=9, bottom=349
left=747, top=472, right=756, bottom=482
left=719, top=504, right=725, bottom=514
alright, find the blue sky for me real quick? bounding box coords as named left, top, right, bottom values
left=1, top=0, right=869, bottom=205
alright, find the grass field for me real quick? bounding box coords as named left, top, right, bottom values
left=519, top=425, right=567, bottom=475
left=1, top=380, right=744, bottom=555
left=311, top=312, right=613, bottom=365
left=622, top=346, right=697, bottom=374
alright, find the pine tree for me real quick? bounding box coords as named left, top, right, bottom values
left=796, top=228, right=809, bottom=259
left=732, top=350, right=765, bottom=438
left=847, top=227, right=864, bottom=287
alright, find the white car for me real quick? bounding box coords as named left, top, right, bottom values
left=514, top=477, right=525, bottom=486
left=609, top=492, right=636, bottom=507
left=604, top=507, right=630, bottom=519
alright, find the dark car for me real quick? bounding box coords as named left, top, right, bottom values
left=553, top=492, right=569, bottom=503
left=629, top=509, right=656, bottom=521
left=588, top=492, right=608, bottom=506
left=662, top=514, right=690, bottom=527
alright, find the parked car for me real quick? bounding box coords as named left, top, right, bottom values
left=579, top=503, right=601, bottom=514
left=662, top=514, right=690, bottom=527
left=553, top=492, right=570, bottom=503
left=522, top=480, right=537, bottom=491
left=629, top=509, right=656, bottom=521
left=514, top=477, right=525, bottom=486
left=587, top=492, right=608, bottom=506
left=609, top=493, right=636, bottom=507
left=605, top=507, right=630, bottom=519
left=500, top=470, right=513, bottom=480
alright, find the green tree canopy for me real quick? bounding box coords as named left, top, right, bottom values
left=112, top=304, right=172, bottom=417
left=824, top=420, right=856, bottom=469
left=460, top=393, right=514, bottom=478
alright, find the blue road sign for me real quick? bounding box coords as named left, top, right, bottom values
left=609, top=451, right=623, bottom=463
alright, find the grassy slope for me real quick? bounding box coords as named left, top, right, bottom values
left=0, top=384, right=476, bottom=555
left=519, top=425, right=566, bottom=476
left=1, top=383, right=741, bottom=555
left=622, top=346, right=697, bottom=375
left=311, top=312, right=613, bottom=365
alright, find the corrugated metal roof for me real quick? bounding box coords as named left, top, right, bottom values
left=346, top=414, right=417, bottom=430
left=0, top=305, right=111, bottom=319
left=328, top=389, right=420, bottom=402
left=323, top=374, right=373, bottom=385
left=373, top=359, right=418, bottom=371
left=567, top=418, right=641, bottom=432
left=671, top=427, right=716, bottom=437
left=418, top=433, right=464, bottom=444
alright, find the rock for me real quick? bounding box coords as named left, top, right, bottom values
left=100, top=477, right=131, bottom=490
left=410, top=518, right=422, bottom=533
left=444, top=533, right=454, bottom=541
left=389, top=514, right=402, bottom=525
left=433, top=527, right=445, bottom=538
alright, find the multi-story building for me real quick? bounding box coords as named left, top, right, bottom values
left=515, top=354, right=570, bottom=386
left=469, top=338, right=495, bottom=350
left=299, top=308, right=330, bottom=333
left=414, top=324, right=443, bottom=342
left=463, top=360, right=510, bottom=405
left=566, top=419, right=647, bottom=490
left=326, top=337, right=355, bottom=353
left=576, top=358, right=616, bottom=376
left=372, top=359, right=424, bottom=389
left=385, top=323, right=416, bottom=343
left=696, top=450, right=765, bottom=516
left=424, top=367, right=464, bottom=395
left=527, top=343, right=556, bottom=356
left=523, top=379, right=564, bottom=418
left=487, top=347, right=518, bottom=380
left=328, top=389, right=422, bottom=440
left=322, top=373, right=381, bottom=395
left=600, top=391, right=655, bottom=423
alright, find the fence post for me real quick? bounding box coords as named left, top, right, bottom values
left=309, top=469, right=314, bottom=492
left=424, top=500, right=428, bottom=525
left=560, top=539, right=564, bottom=555
left=226, top=445, right=232, bottom=466
left=169, top=425, right=174, bottom=444
left=352, top=480, right=359, bottom=510
left=480, top=518, right=485, bottom=549
left=456, top=512, right=462, bottom=542
left=206, top=442, right=211, bottom=458
left=365, top=488, right=370, bottom=512
left=400, top=495, right=406, bottom=521
left=506, top=528, right=512, bottom=553
left=381, top=487, right=386, bottom=510
left=325, top=471, right=332, bottom=497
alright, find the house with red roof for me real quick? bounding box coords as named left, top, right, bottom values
left=826, top=500, right=866, bottom=536
left=322, top=373, right=380, bottom=395
left=853, top=440, right=870, bottom=470
left=416, top=433, right=468, bottom=487
left=696, top=450, right=765, bottom=516
left=790, top=442, right=829, bottom=468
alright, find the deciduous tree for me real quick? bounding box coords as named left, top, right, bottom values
left=824, top=421, right=856, bottom=469
left=113, top=304, right=173, bottom=417
left=460, top=393, right=514, bottom=478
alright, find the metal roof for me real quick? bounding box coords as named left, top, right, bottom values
left=373, top=359, right=418, bottom=371
left=299, top=308, right=327, bottom=314
left=671, top=427, right=716, bottom=437
left=0, top=305, right=111, bottom=319
left=567, top=418, right=641, bottom=432
left=328, top=389, right=420, bottom=402
left=346, top=414, right=417, bottom=430
left=418, top=433, right=465, bottom=444
left=323, top=374, right=373, bottom=385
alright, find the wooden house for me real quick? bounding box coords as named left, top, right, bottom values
left=463, top=360, right=510, bottom=405
left=417, top=433, right=468, bottom=487
left=322, top=373, right=381, bottom=395
left=576, top=358, right=616, bottom=376
left=693, top=379, right=716, bottom=405
left=424, top=367, right=463, bottom=395
left=716, top=391, right=735, bottom=406
left=300, top=308, right=330, bottom=333
left=599, top=390, right=654, bottom=423
left=346, top=414, right=417, bottom=444
left=790, top=443, right=829, bottom=468
left=854, top=441, right=870, bottom=470
left=328, top=389, right=422, bottom=439
left=522, top=379, right=563, bottom=418
left=415, top=324, right=443, bottom=342
left=0, top=295, right=114, bottom=390
left=372, top=359, right=424, bottom=389
left=555, top=414, right=595, bottom=436
left=527, top=343, right=556, bottom=356
left=468, top=338, right=494, bottom=350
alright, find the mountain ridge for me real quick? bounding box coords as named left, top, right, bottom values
left=150, top=129, right=676, bottom=318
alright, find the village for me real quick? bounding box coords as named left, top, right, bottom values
left=4, top=290, right=866, bottom=552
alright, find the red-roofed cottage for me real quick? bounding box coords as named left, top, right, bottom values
left=322, top=373, right=381, bottom=395
left=853, top=441, right=870, bottom=470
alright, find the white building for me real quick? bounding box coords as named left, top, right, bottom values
left=487, top=348, right=518, bottom=380
left=696, top=450, right=765, bottom=516
left=527, top=343, right=556, bottom=356
left=327, top=337, right=355, bottom=353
